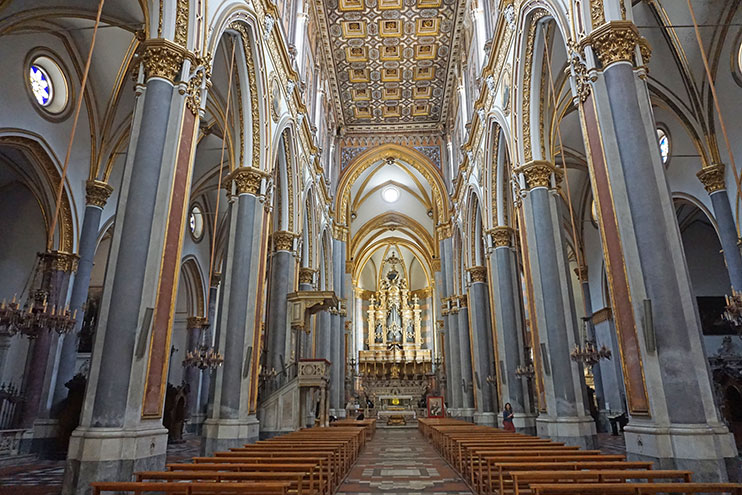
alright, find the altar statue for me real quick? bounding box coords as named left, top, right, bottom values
left=374, top=319, right=383, bottom=344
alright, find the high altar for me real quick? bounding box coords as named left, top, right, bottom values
left=357, top=253, right=432, bottom=424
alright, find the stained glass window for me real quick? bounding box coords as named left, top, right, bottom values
left=657, top=128, right=669, bottom=164
left=29, top=65, right=52, bottom=106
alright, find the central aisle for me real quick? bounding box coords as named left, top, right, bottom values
left=336, top=428, right=473, bottom=494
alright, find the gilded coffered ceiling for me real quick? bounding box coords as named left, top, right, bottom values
left=313, top=0, right=465, bottom=132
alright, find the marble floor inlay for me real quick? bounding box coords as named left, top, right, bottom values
left=336, top=427, right=473, bottom=495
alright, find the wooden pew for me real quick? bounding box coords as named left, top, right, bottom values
left=510, top=470, right=692, bottom=495
left=529, top=482, right=742, bottom=495
left=91, top=481, right=290, bottom=495
left=136, top=470, right=317, bottom=495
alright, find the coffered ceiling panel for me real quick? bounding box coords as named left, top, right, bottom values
left=314, top=0, right=464, bottom=132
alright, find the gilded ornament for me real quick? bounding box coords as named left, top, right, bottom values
left=488, top=226, right=513, bottom=248
left=574, top=265, right=588, bottom=282
left=298, top=267, right=317, bottom=285
left=585, top=21, right=651, bottom=69
left=186, top=53, right=212, bottom=115
left=85, top=180, right=113, bottom=208
left=38, top=250, right=79, bottom=273
left=697, top=163, right=726, bottom=194
left=174, top=0, right=189, bottom=47
left=271, top=231, right=297, bottom=252
left=590, top=0, right=606, bottom=28
left=225, top=167, right=268, bottom=195
left=516, top=161, right=558, bottom=190
left=140, top=38, right=190, bottom=83
left=186, top=316, right=208, bottom=329
left=458, top=294, right=468, bottom=308
left=468, top=266, right=487, bottom=283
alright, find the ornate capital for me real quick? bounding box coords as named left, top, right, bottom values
left=488, top=226, right=514, bottom=248
left=225, top=167, right=269, bottom=195
left=697, top=163, right=726, bottom=194
left=298, top=267, right=317, bottom=285
left=515, top=161, right=559, bottom=190
left=271, top=230, right=298, bottom=252
left=140, top=38, right=191, bottom=83
left=38, top=250, right=79, bottom=273
left=468, top=266, right=487, bottom=283
left=574, top=264, right=588, bottom=282
left=436, top=221, right=453, bottom=239
left=332, top=223, right=349, bottom=241
left=585, top=21, right=651, bottom=69
left=85, top=180, right=113, bottom=208
left=458, top=294, right=468, bottom=308
left=186, top=316, right=208, bottom=329
left=185, top=53, right=212, bottom=115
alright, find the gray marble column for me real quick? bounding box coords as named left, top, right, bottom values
left=202, top=167, right=269, bottom=455
left=517, top=162, right=596, bottom=448
left=487, top=228, right=527, bottom=418
left=330, top=237, right=346, bottom=416
left=697, top=165, right=742, bottom=291
left=467, top=267, right=496, bottom=425
left=441, top=237, right=462, bottom=411
left=264, top=232, right=297, bottom=389
left=456, top=296, right=475, bottom=417
left=576, top=25, right=737, bottom=476
left=64, top=41, right=198, bottom=494
left=52, top=181, right=113, bottom=418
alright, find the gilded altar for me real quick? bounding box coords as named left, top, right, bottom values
left=358, top=253, right=432, bottom=379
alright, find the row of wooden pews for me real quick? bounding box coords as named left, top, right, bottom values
left=90, top=423, right=373, bottom=495
left=419, top=418, right=742, bottom=495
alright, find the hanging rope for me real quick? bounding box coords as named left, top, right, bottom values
left=686, top=0, right=741, bottom=233
left=542, top=30, right=587, bottom=282
left=205, top=38, right=237, bottom=311
left=47, top=0, right=106, bottom=251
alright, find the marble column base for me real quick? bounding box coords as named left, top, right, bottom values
left=329, top=408, right=346, bottom=418
left=62, top=425, right=168, bottom=495
left=596, top=409, right=612, bottom=433
left=474, top=412, right=496, bottom=426
left=186, top=413, right=207, bottom=434
left=458, top=408, right=475, bottom=422
left=624, top=421, right=739, bottom=482
left=29, top=418, right=61, bottom=458
left=512, top=413, right=538, bottom=436
left=200, top=416, right=259, bottom=456
left=536, top=414, right=597, bottom=449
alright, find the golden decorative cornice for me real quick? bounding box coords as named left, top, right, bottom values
left=515, top=161, right=559, bottom=190
left=696, top=163, right=726, bottom=194
left=488, top=226, right=514, bottom=248
left=140, top=38, right=191, bottom=83
left=225, top=167, right=269, bottom=195
left=574, top=264, right=588, bottom=282
left=85, top=180, right=113, bottom=208
left=39, top=250, right=79, bottom=273
left=186, top=316, right=208, bottom=329
left=583, top=21, right=651, bottom=69
left=298, top=267, right=317, bottom=285
left=468, top=266, right=487, bottom=283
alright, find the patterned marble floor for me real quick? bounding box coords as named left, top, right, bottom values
left=336, top=428, right=473, bottom=495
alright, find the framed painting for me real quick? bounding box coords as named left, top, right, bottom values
left=427, top=396, right=445, bottom=418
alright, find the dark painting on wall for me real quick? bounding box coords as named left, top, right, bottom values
left=697, top=296, right=736, bottom=336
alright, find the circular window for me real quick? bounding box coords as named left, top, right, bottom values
left=381, top=186, right=400, bottom=203
left=189, top=204, right=204, bottom=241
left=657, top=128, right=670, bottom=164
left=26, top=55, right=69, bottom=115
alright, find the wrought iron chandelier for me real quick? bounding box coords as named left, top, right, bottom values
left=0, top=252, right=78, bottom=339
left=182, top=318, right=223, bottom=370
left=570, top=340, right=612, bottom=367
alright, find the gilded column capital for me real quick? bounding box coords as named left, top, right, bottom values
left=515, top=160, right=559, bottom=190
left=488, top=226, right=514, bottom=248
left=139, top=38, right=192, bottom=83
left=211, top=272, right=222, bottom=286
left=696, top=163, right=726, bottom=194
left=298, top=267, right=317, bottom=285
left=332, top=223, right=349, bottom=241
left=85, top=180, right=114, bottom=208
left=270, top=230, right=298, bottom=252
left=457, top=294, right=468, bottom=308
left=436, top=221, right=453, bottom=239
left=225, top=166, right=269, bottom=195
left=186, top=316, right=208, bottom=329
left=583, top=21, right=651, bottom=69
left=468, top=266, right=487, bottom=283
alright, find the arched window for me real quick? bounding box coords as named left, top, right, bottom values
left=657, top=128, right=670, bottom=164
left=189, top=204, right=204, bottom=242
